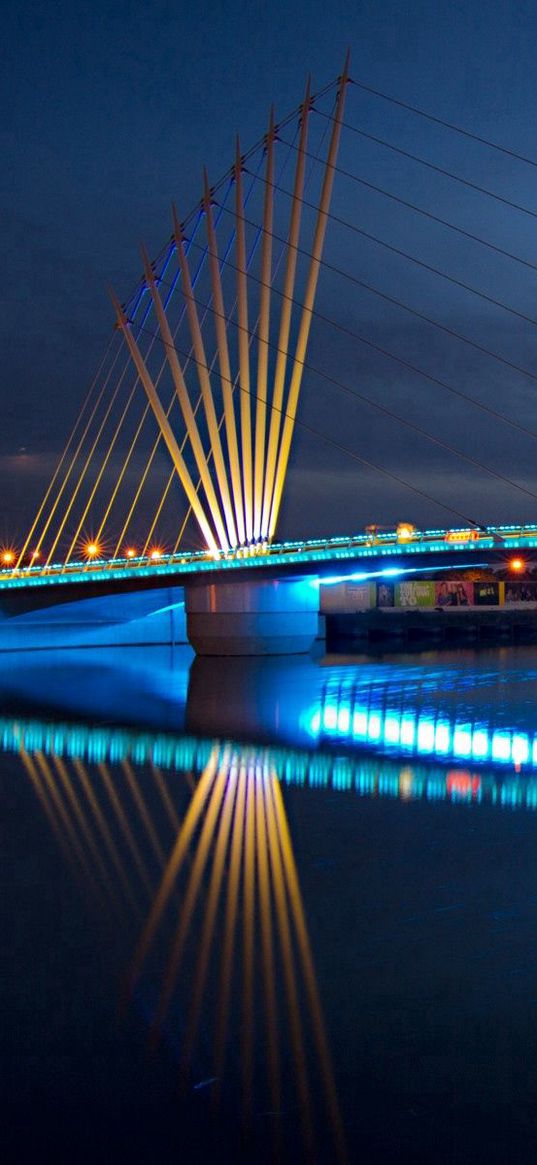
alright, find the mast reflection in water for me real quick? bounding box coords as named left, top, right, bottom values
left=16, top=730, right=347, bottom=1162
left=6, top=644, right=537, bottom=1161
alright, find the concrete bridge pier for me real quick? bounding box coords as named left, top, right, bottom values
left=184, top=577, right=321, bottom=656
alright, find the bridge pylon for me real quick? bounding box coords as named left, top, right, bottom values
left=15, top=59, right=350, bottom=572
left=109, top=59, right=350, bottom=555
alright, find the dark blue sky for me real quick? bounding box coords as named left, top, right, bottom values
left=3, top=0, right=537, bottom=542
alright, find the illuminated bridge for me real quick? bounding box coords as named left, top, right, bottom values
left=4, top=58, right=537, bottom=653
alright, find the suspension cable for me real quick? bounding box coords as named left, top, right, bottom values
left=134, top=299, right=537, bottom=514
left=349, top=77, right=537, bottom=169
left=122, top=318, right=488, bottom=530
left=315, top=108, right=537, bottom=221
left=180, top=225, right=537, bottom=447
left=217, top=183, right=537, bottom=388
left=268, top=136, right=537, bottom=325
left=13, top=332, right=118, bottom=572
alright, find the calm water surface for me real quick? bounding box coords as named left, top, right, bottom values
left=4, top=644, right=537, bottom=1163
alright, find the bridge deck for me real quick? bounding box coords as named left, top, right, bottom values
left=0, top=524, right=535, bottom=593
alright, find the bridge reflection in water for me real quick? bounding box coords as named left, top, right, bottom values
left=5, top=644, right=537, bottom=1159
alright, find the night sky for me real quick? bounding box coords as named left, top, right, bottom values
left=4, top=0, right=537, bottom=545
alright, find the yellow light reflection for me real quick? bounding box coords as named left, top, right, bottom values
left=20, top=735, right=346, bottom=1162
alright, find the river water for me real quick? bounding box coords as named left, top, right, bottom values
left=3, top=643, right=537, bottom=1163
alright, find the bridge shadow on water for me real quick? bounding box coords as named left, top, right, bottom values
left=4, top=644, right=537, bottom=1163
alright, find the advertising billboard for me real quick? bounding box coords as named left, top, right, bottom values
left=434, top=581, right=473, bottom=607
left=473, top=582, right=499, bottom=606
left=504, top=581, right=537, bottom=604
left=377, top=582, right=395, bottom=608
left=319, top=582, right=375, bottom=613
left=395, top=581, right=436, bottom=608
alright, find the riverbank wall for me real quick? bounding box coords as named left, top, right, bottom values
left=326, top=608, right=537, bottom=650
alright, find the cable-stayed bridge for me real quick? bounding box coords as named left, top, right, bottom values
left=3, top=56, right=537, bottom=652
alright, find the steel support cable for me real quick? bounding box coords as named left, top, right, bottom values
left=141, top=341, right=234, bottom=557
left=349, top=78, right=537, bottom=170
left=133, top=317, right=484, bottom=530
left=13, top=332, right=118, bottom=573
left=272, top=141, right=537, bottom=275
left=144, top=120, right=304, bottom=556
left=216, top=186, right=537, bottom=389
left=267, top=64, right=350, bottom=540
left=143, top=315, right=248, bottom=556
left=317, top=167, right=537, bottom=275
left=34, top=87, right=333, bottom=565
left=170, top=276, right=271, bottom=555
left=171, top=117, right=330, bottom=553
left=46, top=240, right=186, bottom=570
left=109, top=82, right=339, bottom=551
left=135, top=149, right=271, bottom=558
left=135, top=302, right=537, bottom=519
left=46, top=370, right=127, bottom=568
left=145, top=99, right=330, bottom=549
left=58, top=238, right=188, bottom=569
left=89, top=174, right=235, bottom=560
left=169, top=289, right=263, bottom=555
left=175, top=232, right=537, bottom=452
left=261, top=81, right=312, bottom=537
left=36, top=337, right=127, bottom=569
left=267, top=138, right=537, bottom=326
left=65, top=378, right=149, bottom=568
left=39, top=237, right=186, bottom=570
left=100, top=204, right=224, bottom=556
left=139, top=296, right=247, bottom=560
left=314, top=108, right=537, bottom=221
left=114, top=80, right=341, bottom=325
left=86, top=207, right=218, bottom=563
left=70, top=175, right=237, bottom=566
left=137, top=260, right=251, bottom=559
left=98, top=222, right=204, bottom=554
left=137, top=140, right=277, bottom=558
left=128, top=75, right=341, bottom=307
left=112, top=211, right=225, bottom=560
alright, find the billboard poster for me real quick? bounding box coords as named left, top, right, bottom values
left=395, top=581, right=436, bottom=608
left=319, top=582, right=375, bottom=613
left=473, top=582, right=499, bottom=606
left=345, top=583, right=375, bottom=611
left=434, top=581, right=473, bottom=607
left=504, top=581, right=537, bottom=604
left=377, top=582, right=395, bottom=608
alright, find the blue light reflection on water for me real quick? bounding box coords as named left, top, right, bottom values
left=6, top=650, right=537, bottom=1165
left=302, top=655, right=537, bottom=774
left=3, top=645, right=537, bottom=781
left=4, top=713, right=537, bottom=813
left=311, top=697, right=531, bottom=770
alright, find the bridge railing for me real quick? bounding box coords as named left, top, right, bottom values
left=2, top=523, right=537, bottom=588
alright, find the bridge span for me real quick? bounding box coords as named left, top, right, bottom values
left=0, top=523, right=535, bottom=654
left=6, top=64, right=537, bottom=654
